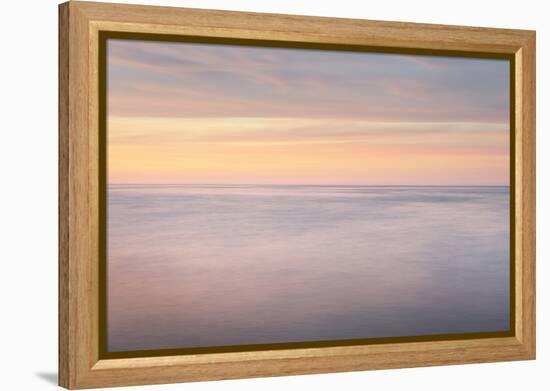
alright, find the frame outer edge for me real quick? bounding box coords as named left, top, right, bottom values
left=521, top=31, right=536, bottom=358
left=74, top=1, right=95, bottom=388
left=59, top=2, right=71, bottom=389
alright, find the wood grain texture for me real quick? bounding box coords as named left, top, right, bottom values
left=58, top=3, right=70, bottom=387
left=58, top=1, right=536, bottom=388
left=59, top=1, right=96, bottom=388
left=518, top=33, right=536, bottom=356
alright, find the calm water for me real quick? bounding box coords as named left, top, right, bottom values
left=107, top=185, right=510, bottom=352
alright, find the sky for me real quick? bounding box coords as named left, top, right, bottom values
left=107, top=39, right=510, bottom=185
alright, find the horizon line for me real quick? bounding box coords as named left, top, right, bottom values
left=107, top=183, right=509, bottom=187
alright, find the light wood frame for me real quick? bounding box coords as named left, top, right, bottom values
left=59, top=1, right=536, bottom=389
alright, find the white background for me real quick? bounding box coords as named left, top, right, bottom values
left=0, top=0, right=546, bottom=389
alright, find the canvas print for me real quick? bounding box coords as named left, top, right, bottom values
left=105, top=39, right=510, bottom=353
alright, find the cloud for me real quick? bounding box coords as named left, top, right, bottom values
left=107, top=39, right=510, bottom=122
left=107, top=116, right=509, bottom=185
left=105, top=40, right=510, bottom=185
left=108, top=116, right=508, bottom=147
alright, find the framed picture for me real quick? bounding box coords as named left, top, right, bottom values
left=58, top=1, right=536, bottom=389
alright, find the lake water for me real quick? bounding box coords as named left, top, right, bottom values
left=106, top=185, right=510, bottom=352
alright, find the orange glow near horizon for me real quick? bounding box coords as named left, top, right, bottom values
left=108, top=117, right=509, bottom=185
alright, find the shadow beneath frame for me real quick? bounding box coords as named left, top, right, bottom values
left=35, top=372, right=58, bottom=385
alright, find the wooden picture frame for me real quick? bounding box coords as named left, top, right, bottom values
left=59, top=1, right=536, bottom=389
